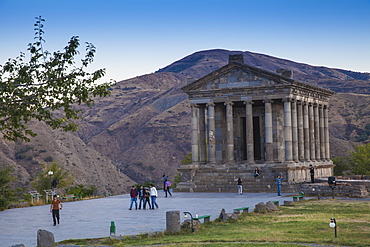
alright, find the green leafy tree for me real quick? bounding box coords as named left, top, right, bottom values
left=332, top=156, right=350, bottom=176
left=346, top=143, right=370, bottom=175
left=65, top=184, right=97, bottom=198
left=0, top=166, right=16, bottom=210
left=0, top=16, right=113, bottom=141
left=333, top=143, right=370, bottom=175
left=32, top=162, right=74, bottom=194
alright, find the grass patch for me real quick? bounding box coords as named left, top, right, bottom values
left=58, top=199, right=370, bottom=246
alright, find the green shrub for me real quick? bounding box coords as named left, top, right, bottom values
left=0, top=197, right=9, bottom=211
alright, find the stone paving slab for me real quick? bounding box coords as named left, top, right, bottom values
left=0, top=192, right=292, bottom=247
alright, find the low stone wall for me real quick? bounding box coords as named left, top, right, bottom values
left=300, top=177, right=370, bottom=198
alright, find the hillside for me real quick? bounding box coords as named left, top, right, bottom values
left=1, top=49, right=369, bottom=194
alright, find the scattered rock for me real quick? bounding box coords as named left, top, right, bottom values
left=37, top=229, right=55, bottom=247
left=266, top=201, right=279, bottom=211
left=255, top=202, right=267, bottom=213
left=181, top=219, right=200, bottom=230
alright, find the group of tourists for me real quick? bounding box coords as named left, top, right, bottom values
left=237, top=165, right=315, bottom=196
left=129, top=174, right=173, bottom=210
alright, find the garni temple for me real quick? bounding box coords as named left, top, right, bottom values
left=177, top=54, right=335, bottom=193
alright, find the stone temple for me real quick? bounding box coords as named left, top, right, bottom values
left=177, top=54, right=335, bottom=193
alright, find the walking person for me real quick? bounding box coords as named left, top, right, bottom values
left=237, top=177, right=242, bottom=195
left=50, top=195, right=63, bottom=226
left=129, top=186, right=138, bottom=210
left=309, top=164, right=315, bottom=183
left=164, top=180, right=172, bottom=197
left=143, top=188, right=151, bottom=209
left=149, top=184, right=159, bottom=209
left=138, top=185, right=145, bottom=209
left=162, top=174, right=168, bottom=194
left=276, top=175, right=283, bottom=196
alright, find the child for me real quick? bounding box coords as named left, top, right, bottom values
left=143, top=188, right=151, bottom=209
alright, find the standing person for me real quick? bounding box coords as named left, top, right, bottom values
left=143, top=188, right=151, bottom=209
left=162, top=174, right=168, bottom=192
left=253, top=167, right=260, bottom=178
left=237, top=177, right=242, bottom=195
left=276, top=175, right=283, bottom=196
left=165, top=180, right=172, bottom=197
left=138, top=185, right=145, bottom=209
left=129, top=186, right=138, bottom=210
left=50, top=195, right=63, bottom=226
left=309, top=164, right=315, bottom=183
left=149, top=184, right=159, bottom=209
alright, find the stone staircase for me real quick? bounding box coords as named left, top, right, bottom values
left=177, top=166, right=300, bottom=193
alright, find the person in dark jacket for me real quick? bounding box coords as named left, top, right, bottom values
left=129, top=186, right=138, bottom=210
left=143, top=188, right=151, bottom=209
left=309, top=164, right=315, bottom=183
left=138, top=185, right=145, bottom=209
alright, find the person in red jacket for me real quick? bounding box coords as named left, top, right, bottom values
left=129, top=186, right=138, bottom=210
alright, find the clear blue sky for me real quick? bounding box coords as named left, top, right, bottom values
left=0, top=0, right=369, bottom=82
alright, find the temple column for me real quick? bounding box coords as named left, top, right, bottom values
left=190, top=103, right=199, bottom=163
left=225, top=101, right=234, bottom=162
left=324, top=105, right=330, bottom=160
left=303, top=101, right=310, bottom=161
left=199, top=105, right=206, bottom=163
left=283, top=98, right=293, bottom=162
left=309, top=102, right=316, bottom=161
left=207, top=102, right=216, bottom=164
left=319, top=104, right=325, bottom=161
left=291, top=99, right=299, bottom=162
left=314, top=103, right=321, bottom=161
left=263, top=99, right=273, bottom=163
left=297, top=101, right=304, bottom=161
left=244, top=100, right=254, bottom=164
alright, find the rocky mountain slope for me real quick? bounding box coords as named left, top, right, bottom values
left=1, top=49, right=369, bottom=195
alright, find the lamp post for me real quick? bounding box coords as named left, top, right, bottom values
left=183, top=211, right=195, bottom=232
left=48, top=170, right=54, bottom=197
left=312, top=187, right=320, bottom=200
left=329, top=218, right=337, bottom=238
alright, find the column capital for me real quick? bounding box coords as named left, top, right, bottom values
left=190, top=103, right=199, bottom=108
left=206, top=102, right=215, bottom=107
left=224, top=101, right=234, bottom=106
left=243, top=100, right=254, bottom=105
left=282, top=97, right=294, bottom=103
left=263, top=98, right=273, bottom=104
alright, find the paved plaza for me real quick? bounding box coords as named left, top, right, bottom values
left=0, top=192, right=292, bottom=247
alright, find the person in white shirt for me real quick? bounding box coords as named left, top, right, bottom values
left=149, top=184, right=159, bottom=209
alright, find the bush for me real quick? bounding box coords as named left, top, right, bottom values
left=65, top=184, right=97, bottom=198
left=0, top=197, right=9, bottom=211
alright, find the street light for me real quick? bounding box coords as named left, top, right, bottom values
left=48, top=170, right=54, bottom=197
left=329, top=218, right=337, bottom=238
left=312, top=187, right=320, bottom=200
left=183, top=211, right=195, bottom=232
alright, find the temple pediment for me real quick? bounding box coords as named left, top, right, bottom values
left=182, top=62, right=295, bottom=92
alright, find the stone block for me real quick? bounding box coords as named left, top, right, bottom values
left=37, top=229, right=55, bottom=247
left=254, top=202, right=267, bottom=213
left=166, top=210, right=181, bottom=233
